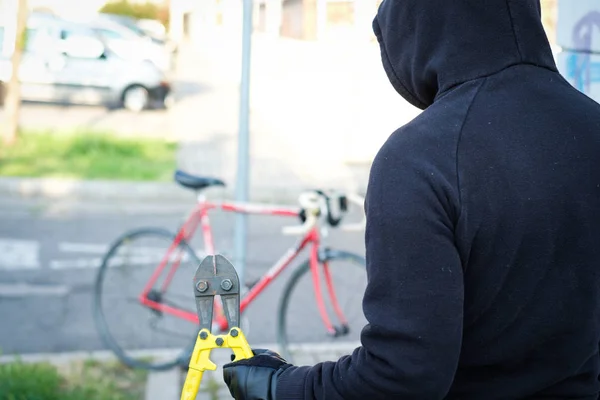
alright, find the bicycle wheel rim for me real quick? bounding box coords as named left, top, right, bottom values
left=93, top=228, right=201, bottom=371
left=277, top=249, right=367, bottom=363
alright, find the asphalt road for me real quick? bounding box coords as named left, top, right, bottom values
left=0, top=196, right=368, bottom=359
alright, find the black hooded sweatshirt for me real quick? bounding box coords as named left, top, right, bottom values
left=276, top=0, right=600, bottom=399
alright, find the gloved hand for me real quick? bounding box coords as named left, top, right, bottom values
left=223, top=349, right=293, bottom=400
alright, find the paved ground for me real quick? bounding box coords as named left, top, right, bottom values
left=0, top=102, right=171, bottom=138
left=0, top=197, right=368, bottom=364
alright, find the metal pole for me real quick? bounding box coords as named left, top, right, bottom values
left=234, top=0, right=253, bottom=286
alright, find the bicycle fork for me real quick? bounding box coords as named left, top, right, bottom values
left=310, top=245, right=350, bottom=338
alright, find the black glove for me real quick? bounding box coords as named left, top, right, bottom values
left=222, top=349, right=293, bottom=400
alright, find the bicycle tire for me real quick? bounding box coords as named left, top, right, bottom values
left=277, top=249, right=366, bottom=363
left=93, top=227, right=201, bottom=371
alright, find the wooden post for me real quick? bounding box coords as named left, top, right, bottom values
left=3, top=0, right=29, bottom=146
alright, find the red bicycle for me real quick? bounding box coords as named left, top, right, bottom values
left=93, top=170, right=367, bottom=371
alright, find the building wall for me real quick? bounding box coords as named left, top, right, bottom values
left=282, top=0, right=380, bottom=41
left=556, top=0, right=600, bottom=103
left=280, top=0, right=303, bottom=39
left=29, top=0, right=106, bottom=16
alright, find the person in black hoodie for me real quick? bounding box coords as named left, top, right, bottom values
left=222, top=0, right=600, bottom=398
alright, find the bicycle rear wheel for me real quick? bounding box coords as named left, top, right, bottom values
left=93, top=228, right=201, bottom=371
left=277, top=249, right=367, bottom=363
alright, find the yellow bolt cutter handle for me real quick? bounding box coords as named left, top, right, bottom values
left=180, top=327, right=254, bottom=400
left=180, top=369, right=203, bottom=400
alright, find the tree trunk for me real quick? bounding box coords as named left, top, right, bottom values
left=3, top=0, right=29, bottom=146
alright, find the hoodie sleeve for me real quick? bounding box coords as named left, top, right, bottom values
left=276, top=128, right=465, bottom=400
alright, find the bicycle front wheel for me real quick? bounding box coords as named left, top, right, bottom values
left=93, top=228, right=202, bottom=371
left=277, top=249, right=367, bottom=363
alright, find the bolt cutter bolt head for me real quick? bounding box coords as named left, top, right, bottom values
left=230, top=329, right=239, bottom=337
left=221, top=279, right=233, bottom=291
left=196, top=281, right=209, bottom=292
left=216, top=337, right=224, bottom=346
left=199, top=331, right=208, bottom=340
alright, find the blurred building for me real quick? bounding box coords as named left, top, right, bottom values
left=167, top=0, right=382, bottom=43
left=29, top=0, right=106, bottom=17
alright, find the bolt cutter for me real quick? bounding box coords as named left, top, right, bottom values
left=180, top=254, right=254, bottom=400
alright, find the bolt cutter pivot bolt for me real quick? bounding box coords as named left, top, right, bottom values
left=216, top=337, right=224, bottom=346
left=199, top=331, right=208, bottom=340
left=196, top=281, right=208, bottom=292
left=230, top=329, right=239, bottom=337
left=221, top=279, right=233, bottom=291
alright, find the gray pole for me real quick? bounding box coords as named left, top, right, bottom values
left=234, top=0, right=253, bottom=286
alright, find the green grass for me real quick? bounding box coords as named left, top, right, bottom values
left=0, top=131, right=177, bottom=181
left=0, top=358, right=148, bottom=400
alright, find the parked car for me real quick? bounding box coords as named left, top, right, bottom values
left=80, top=14, right=175, bottom=72
left=99, top=13, right=175, bottom=53
left=0, top=12, right=172, bottom=112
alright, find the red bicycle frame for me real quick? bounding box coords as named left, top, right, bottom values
left=137, top=195, right=348, bottom=335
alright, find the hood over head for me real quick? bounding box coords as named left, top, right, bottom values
left=372, top=0, right=558, bottom=110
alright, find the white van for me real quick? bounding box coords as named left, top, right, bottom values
left=0, top=12, right=172, bottom=112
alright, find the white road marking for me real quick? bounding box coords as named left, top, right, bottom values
left=49, top=257, right=104, bottom=270
left=59, top=243, right=206, bottom=257
left=0, top=239, right=207, bottom=271
left=49, top=248, right=206, bottom=270
left=0, top=239, right=40, bottom=270
left=0, top=283, right=69, bottom=297
left=58, top=242, right=108, bottom=254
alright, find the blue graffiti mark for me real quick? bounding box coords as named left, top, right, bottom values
left=566, top=53, right=600, bottom=92
left=565, top=10, right=600, bottom=94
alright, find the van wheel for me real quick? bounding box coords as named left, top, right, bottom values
left=122, top=85, right=149, bottom=112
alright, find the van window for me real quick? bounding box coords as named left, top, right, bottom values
left=95, top=28, right=122, bottom=40
left=24, top=27, right=57, bottom=55
left=25, top=28, right=40, bottom=51
left=60, top=25, right=97, bottom=41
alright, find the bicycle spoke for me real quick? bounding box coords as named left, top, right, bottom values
left=161, top=296, right=195, bottom=314
left=148, top=315, right=194, bottom=340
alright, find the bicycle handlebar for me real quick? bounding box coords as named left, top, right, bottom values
left=339, top=193, right=366, bottom=232
left=282, top=190, right=366, bottom=236
left=282, top=192, right=322, bottom=235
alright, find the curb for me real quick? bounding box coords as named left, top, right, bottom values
left=0, top=177, right=189, bottom=202
left=0, top=177, right=367, bottom=205
left=0, top=348, right=181, bottom=366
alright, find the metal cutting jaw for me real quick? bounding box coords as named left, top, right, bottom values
left=193, top=254, right=242, bottom=333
